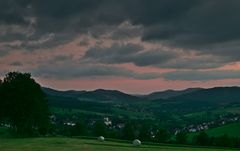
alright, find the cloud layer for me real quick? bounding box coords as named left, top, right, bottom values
left=163, top=70, right=240, bottom=81
left=1, top=0, right=240, bottom=91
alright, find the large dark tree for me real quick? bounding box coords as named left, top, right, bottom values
left=176, top=131, right=188, bottom=144
left=195, top=131, right=210, bottom=146
left=215, top=134, right=232, bottom=147
left=71, top=121, right=87, bottom=136
left=138, top=124, right=151, bottom=141
left=122, top=122, right=135, bottom=140
left=0, top=72, right=49, bottom=136
left=93, top=121, right=106, bottom=136
left=0, top=79, right=3, bottom=122
left=155, top=128, right=171, bottom=143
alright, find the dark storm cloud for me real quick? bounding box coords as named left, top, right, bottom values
left=0, top=0, right=29, bottom=24
left=83, top=43, right=177, bottom=66
left=2, top=0, right=240, bottom=49
left=159, top=55, right=231, bottom=69
left=163, top=70, right=240, bottom=81
left=0, top=50, right=9, bottom=57
left=110, top=26, right=142, bottom=40
left=0, top=44, right=14, bottom=57
left=83, top=43, right=229, bottom=69
left=1, top=0, right=240, bottom=72
left=0, top=0, right=105, bottom=50
left=52, top=55, right=73, bottom=61
left=87, top=23, right=143, bottom=40
left=33, top=63, right=161, bottom=80
left=79, top=38, right=89, bottom=46
left=2, top=0, right=194, bottom=26
left=1, top=0, right=240, bottom=43
left=31, top=54, right=161, bottom=80
left=84, top=43, right=144, bottom=63
left=139, top=0, right=240, bottom=57
left=132, top=50, right=177, bottom=67
left=0, top=47, right=9, bottom=57
left=9, top=61, right=23, bottom=66
left=0, top=1, right=199, bottom=36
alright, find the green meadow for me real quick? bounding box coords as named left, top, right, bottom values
left=0, top=137, right=237, bottom=151
left=188, top=122, right=240, bottom=141
left=205, top=122, right=240, bottom=137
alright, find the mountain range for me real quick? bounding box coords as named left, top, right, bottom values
left=43, top=86, right=240, bottom=102
left=43, top=86, right=240, bottom=110
left=41, top=86, right=240, bottom=124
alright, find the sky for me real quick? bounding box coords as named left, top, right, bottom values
left=1, top=0, right=240, bottom=94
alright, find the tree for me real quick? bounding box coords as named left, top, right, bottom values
left=0, top=72, right=50, bottom=136
left=122, top=122, right=135, bottom=140
left=93, top=121, right=106, bottom=136
left=196, top=131, right=210, bottom=146
left=71, top=121, right=87, bottom=136
left=176, top=131, right=188, bottom=144
left=139, top=124, right=151, bottom=141
left=0, top=79, right=3, bottom=122
left=215, top=134, right=232, bottom=147
left=155, top=128, right=171, bottom=143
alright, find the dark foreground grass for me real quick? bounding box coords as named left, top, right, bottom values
left=0, top=137, right=237, bottom=151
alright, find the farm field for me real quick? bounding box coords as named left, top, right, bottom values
left=0, top=137, right=236, bottom=151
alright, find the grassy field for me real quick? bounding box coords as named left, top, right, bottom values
left=50, top=107, right=109, bottom=116
left=205, top=122, right=240, bottom=137
left=0, top=137, right=237, bottom=151
left=215, top=105, right=240, bottom=114
left=188, top=122, right=240, bottom=140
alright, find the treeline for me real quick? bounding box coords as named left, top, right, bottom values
left=52, top=120, right=172, bottom=142
left=192, top=131, right=240, bottom=148
left=53, top=119, right=240, bottom=148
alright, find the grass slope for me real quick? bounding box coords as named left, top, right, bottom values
left=188, top=122, right=240, bottom=140
left=205, top=122, right=240, bottom=137
left=0, top=137, right=236, bottom=151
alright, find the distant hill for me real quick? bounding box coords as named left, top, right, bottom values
left=42, top=87, right=142, bottom=104
left=144, top=88, right=203, bottom=100
left=43, top=86, right=240, bottom=113
left=169, top=87, right=240, bottom=105
left=76, top=89, right=142, bottom=102
left=42, top=87, right=86, bottom=98
left=139, top=87, right=240, bottom=113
